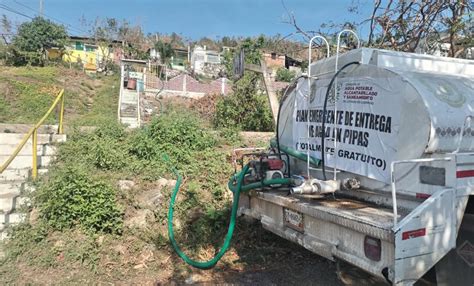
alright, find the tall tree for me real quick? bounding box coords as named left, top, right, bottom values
left=13, top=17, right=68, bottom=65
left=90, top=17, right=119, bottom=71
left=366, top=0, right=472, bottom=56
left=154, top=40, right=175, bottom=66
left=216, top=37, right=274, bottom=132
left=282, top=0, right=473, bottom=58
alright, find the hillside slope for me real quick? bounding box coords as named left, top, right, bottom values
left=0, top=66, right=119, bottom=126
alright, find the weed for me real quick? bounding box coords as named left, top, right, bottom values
left=0, top=97, right=8, bottom=121
left=129, top=110, right=217, bottom=171
left=218, top=126, right=242, bottom=144
left=3, top=222, right=49, bottom=260
left=36, top=166, right=123, bottom=234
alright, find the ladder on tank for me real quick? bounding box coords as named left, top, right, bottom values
left=301, top=30, right=360, bottom=180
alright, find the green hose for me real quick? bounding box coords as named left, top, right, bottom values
left=270, top=138, right=320, bottom=166
left=168, top=162, right=291, bottom=269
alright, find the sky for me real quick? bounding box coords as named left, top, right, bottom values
left=0, top=0, right=372, bottom=41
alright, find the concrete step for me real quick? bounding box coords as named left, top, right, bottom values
left=0, top=169, right=29, bottom=182
left=0, top=168, right=47, bottom=182
left=9, top=212, right=26, bottom=224
left=120, top=104, right=138, bottom=117
left=0, top=182, right=22, bottom=195
left=0, top=123, right=60, bottom=134
left=121, top=109, right=137, bottom=116
left=121, top=90, right=138, bottom=104
left=120, top=117, right=139, bottom=128
left=0, top=211, right=26, bottom=224
left=0, top=191, right=20, bottom=214
left=0, top=144, right=56, bottom=156
left=0, top=155, right=54, bottom=169
left=0, top=133, right=66, bottom=145
left=0, top=211, right=25, bottom=239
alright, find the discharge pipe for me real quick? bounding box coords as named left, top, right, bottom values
left=291, top=178, right=340, bottom=195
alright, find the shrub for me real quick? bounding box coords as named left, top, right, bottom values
left=218, top=126, right=242, bottom=144
left=214, top=90, right=274, bottom=131
left=129, top=111, right=217, bottom=168
left=275, top=67, right=296, bottom=82
left=36, top=167, right=123, bottom=234
left=90, top=137, right=126, bottom=170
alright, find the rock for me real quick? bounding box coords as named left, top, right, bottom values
left=184, top=276, right=194, bottom=285
left=29, top=208, right=40, bottom=225
left=125, top=209, right=153, bottom=229
left=157, top=178, right=176, bottom=189
left=137, top=187, right=163, bottom=209
left=114, top=244, right=127, bottom=255
left=184, top=274, right=204, bottom=285
left=53, top=240, right=65, bottom=251
left=137, top=178, right=175, bottom=209
left=96, top=235, right=105, bottom=246
left=156, top=178, right=168, bottom=189
left=118, top=180, right=135, bottom=191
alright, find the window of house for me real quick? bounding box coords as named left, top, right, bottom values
left=85, top=45, right=97, bottom=52
left=195, top=54, right=205, bottom=62
left=207, top=54, right=220, bottom=63
left=75, top=41, right=84, bottom=51
left=271, top=52, right=277, bottom=59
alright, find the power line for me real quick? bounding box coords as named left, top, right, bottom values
left=12, top=0, right=87, bottom=35
left=0, top=4, right=33, bottom=19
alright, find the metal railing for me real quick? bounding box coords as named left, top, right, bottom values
left=390, top=157, right=452, bottom=227
left=0, top=89, right=65, bottom=180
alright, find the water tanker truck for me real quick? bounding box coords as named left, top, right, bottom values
left=168, top=43, right=474, bottom=285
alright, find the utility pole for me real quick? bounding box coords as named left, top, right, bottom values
left=39, top=0, right=43, bottom=17
left=244, top=60, right=279, bottom=125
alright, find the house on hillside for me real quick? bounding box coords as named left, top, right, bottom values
left=415, top=30, right=474, bottom=59
left=190, top=45, right=224, bottom=78
left=149, top=46, right=190, bottom=71
left=50, top=36, right=123, bottom=72
left=263, top=52, right=286, bottom=69
left=262, top=51, right=303, bottom=76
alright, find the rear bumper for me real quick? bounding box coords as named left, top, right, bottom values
left=239, top=191, right=396, bottom=280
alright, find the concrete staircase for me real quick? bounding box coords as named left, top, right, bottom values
left=0, top=124, right=66, bottom=240
left=119, top=88, right=141, bottom=128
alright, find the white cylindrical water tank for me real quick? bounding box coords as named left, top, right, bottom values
left=278, top=48, right=474, bottom=184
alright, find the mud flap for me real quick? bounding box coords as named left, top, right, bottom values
left=392, top=189, right=456, bottom=285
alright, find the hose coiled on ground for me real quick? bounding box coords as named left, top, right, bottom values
left=167, top=158, right=291, bottom=269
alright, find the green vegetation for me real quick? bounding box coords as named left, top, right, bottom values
left=0, top=66, right=119, bottom=126
left=37, top=167, right=123, bottom=234
left=10, top=17, right=68, bottom=66
left=0, top=107, right=241, bottom=283
left=214, top=77, right=274, bottom=131
left=276, top=67, right=296, bottom=82
left=154, top=40, right=175, bottom=67
left=215, top=37, right=274, bottom=132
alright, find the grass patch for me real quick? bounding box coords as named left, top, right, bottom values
left=0, top=66, right=118, bottom=126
